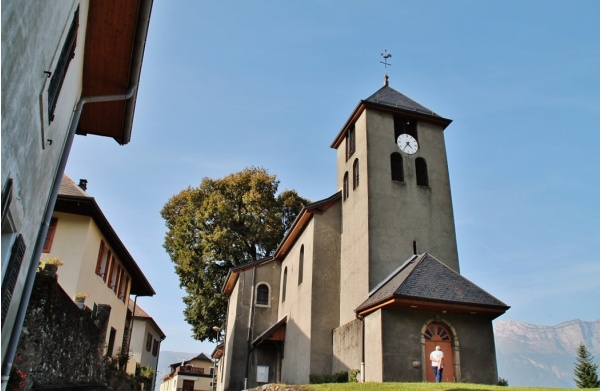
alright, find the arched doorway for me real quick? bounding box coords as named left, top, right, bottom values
left=424, top=322, right=454, bottom=382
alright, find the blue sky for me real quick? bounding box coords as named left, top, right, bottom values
left=65, top=0, right=600, bottom=363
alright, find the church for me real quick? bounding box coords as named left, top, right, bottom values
left=215, top=75, right=509, bottom=391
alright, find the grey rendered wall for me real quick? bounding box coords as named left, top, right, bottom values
left=365, top=109, right=460, bottom=289
left=337, top=112, right=371, bottom=325
left=1, top=0, right=86, bottom=360
left=309, top=204, right=341, bottom=377
left=332, top=318, right=362, bottom=373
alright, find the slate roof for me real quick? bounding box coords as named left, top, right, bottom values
left=355, top=253, right=509, bottom=317
left=364, top=85, right=441, bottom=118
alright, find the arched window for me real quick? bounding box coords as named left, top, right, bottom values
left=343, top=172, right=349, bottom=200
left=390, top=153, right=404, bottom=182
left=298, top=245, right=304, bottom=285
left=353, top=159, right=359, bottom=190
left=346, top=125, right=356, bottom=161
left=255, top=283, right=270, bottom=306
left=416, top=157, right=429, bottom=187
left=282, top=267, right=288, bottom=302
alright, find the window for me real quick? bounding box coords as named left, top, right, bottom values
left=104, top=253, right=114, bottom=283
left=95, top=241, right=105, bottom=276
left=42, top=218, right=58, bottom=253
left=1, top=178, right=13, bottom=224
left=394, top=116, right=417, bottom=143
left=107, top=328, right=117, bottom=357
left=353, top=159, right=359, bottom=190
left=391, top=153, right=404, bottom=182
left=152, top=340, right=159, bottom=356
left=346, top=125, right=356, bottom=160
left=256, top=283, right=270, bottom=306
left=298, top=245, right=304, bottom=285
left=282, top=267, right=288, bottom=302
left=416, top=158, right=429, bottom=187
left=146, top=332, right=153, bottom=351
left=119, top=275, right=129, bottom=302
left=48, top=8, right=79, bottom=122
left=1, top=234, right=25, bottom=327
left=343, top=172, right=349, bottom=201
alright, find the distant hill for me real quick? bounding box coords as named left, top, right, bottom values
left=494, top=319, right=600, bottom=388
left=156, top=320, right=600, bottom=389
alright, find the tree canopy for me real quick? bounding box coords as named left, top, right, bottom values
left=161, top=167, right=309, bottom=342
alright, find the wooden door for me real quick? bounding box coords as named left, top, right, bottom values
left=424, top=323, right=454, bottom=382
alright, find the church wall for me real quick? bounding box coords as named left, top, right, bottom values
left=221, top=272, right=250, bottom=391
left=253, top=262, right=282, bottom=335
left=309, top=205, right=341, bottom=376
left=364, top=310, right=384, bottom=381
left=365, top=109, right=460, bottom=291
left=278, top=219, right=316, bottom=385
left=332, top=318, right=362, bottom=373
left=338, top=111, right=371, bottom=325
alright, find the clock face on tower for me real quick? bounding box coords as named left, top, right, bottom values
left=397, top=134, right=419, bottom=155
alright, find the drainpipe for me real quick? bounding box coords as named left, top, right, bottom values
left=1, top=88, right=137, bottom=391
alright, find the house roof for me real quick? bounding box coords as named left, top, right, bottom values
left=169, top=353, right=212, bottom=369
left=128, top=299, right=166, bottom=339
left=77, top=0, right=153, bottom=145
left=55, top=175, right=155, bottom=296
left=221, top=191, right=342, bottom=296
left=330, top=83, right=452, bottom=149
left=355, top=253, right=510, bottom=319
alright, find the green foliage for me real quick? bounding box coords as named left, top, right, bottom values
left=136, top=364, right=154, bottom=381
left=498, top=377, right=509, bottom=386
left=574, top=342, right=600, bottom=388
left=309, top=372, right=349, bottom=384
left=348, top=369, right=360, bottom=383
left=161, top=167, right=309, bottom=341
left=304, top=383, right=573, bottom=391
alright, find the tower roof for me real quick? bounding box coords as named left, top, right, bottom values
left=331, top=84, right=452, bottom=149
left=355, top=253, right=510, bottom=319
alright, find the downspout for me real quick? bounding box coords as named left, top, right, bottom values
left=1, top=88, right=137, bottom=391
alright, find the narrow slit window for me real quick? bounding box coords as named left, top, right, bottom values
left=391, top=153, right=404, bottom=182
left=353, top=159, right=359, bottom=190
left=343, top=172, right=349, bottom=200
left=416, top=158, right=429, bottom=187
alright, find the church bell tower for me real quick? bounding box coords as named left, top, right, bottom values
left=331, top=75, right=460, bottom=323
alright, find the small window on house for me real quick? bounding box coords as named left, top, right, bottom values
left=298, top=245, right=304, bottom=285
left=95, top=240, right=105, bottom=276
left=353, top=159, right=359, bottom=190
left=394, top=116, right=418, bottom=143
left=105, top=253, right=114, bottom=284
left=346, top=125, right=356, bottom=161
left=42, top=218, right=58, bottom=253
left=343, top=172, right=349, bottom=201
left=282, top=267, right=288, bottom=302
left=256, top=283, right=270, bottom=306
left=48, top=7, right=79, bottom=122
left=1, top=234, right=26, bottom=327
left=107, top=327, right=117, bottom=357
left=152, top=339, right=159, bottom=356
left=416, top=158, right=429, bottom=187
left=146, top=332, right=153, bottom=351
left=391, top=153, right=404, bottom=182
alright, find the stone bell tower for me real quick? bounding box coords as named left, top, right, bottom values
left=331, top=76, right=459, bottom=324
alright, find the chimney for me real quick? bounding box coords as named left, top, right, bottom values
left=78, top=179, right=88, bottom=191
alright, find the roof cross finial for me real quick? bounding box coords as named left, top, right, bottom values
left=380, top=49, right=392, bottom=86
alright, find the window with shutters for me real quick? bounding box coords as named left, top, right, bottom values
left=146, top=332, right=153, bottom=351
left=1, top=234, right=26, bottom=327
left=346, top=125, right=356, bottom=161
left=152, top=339, right=159, bottom=356
left=42, top=218, right=58, bottom=253
left=48, top=8, right=79, bottom=122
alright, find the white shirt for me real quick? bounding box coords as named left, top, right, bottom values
left=430, top=349, right=444, bottom=367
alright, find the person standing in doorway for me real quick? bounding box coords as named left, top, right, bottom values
left=430, top=345, right=444, bottom=382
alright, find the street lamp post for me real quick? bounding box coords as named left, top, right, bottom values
left=212, top=326, right=221, bottom=391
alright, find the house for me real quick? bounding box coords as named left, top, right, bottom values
left=216, top=77, right=510, bottom=390
left=127, top=299, right=167, bottom=388
left=1, top=0, right=154, bottom=371
left=40, top=175, right=157, bottom=368
left=160, top=353, right=216, bottom=391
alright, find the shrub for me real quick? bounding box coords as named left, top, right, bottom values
left=497, top=377, right=509, bottom=386
left=309, top=371, right=349, bottom=384
left=349, top=369, right=361, bottom=382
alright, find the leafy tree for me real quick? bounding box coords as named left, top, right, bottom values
left=161, top=167, right=309, bottom=342
left=574, top=342, right=600, bottom=388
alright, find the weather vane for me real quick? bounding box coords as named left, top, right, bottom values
left=380, top=49, right=392, bottom=69
left=380, top=50, right=392, bottom=85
